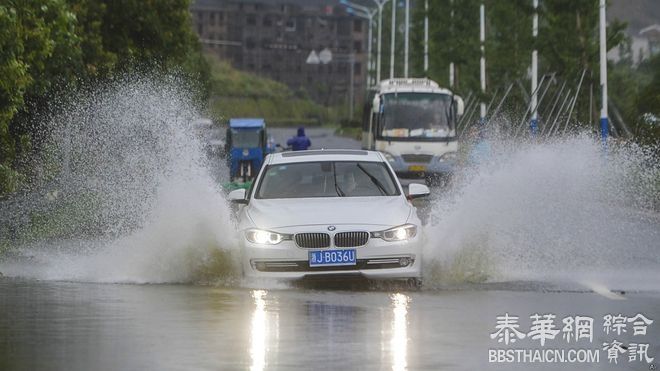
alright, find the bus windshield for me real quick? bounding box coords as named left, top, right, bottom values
left=380, top=93, right=455, bottom=139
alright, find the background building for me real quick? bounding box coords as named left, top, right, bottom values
left=191, top=0, right=368, bottom=109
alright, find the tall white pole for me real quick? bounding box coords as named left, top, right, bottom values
left=424, top=0, right=429, bottom=74
left=367, top=14, right=374, bottom=90
left=376, top=3, right=383, bottom=83
left=449, top=0, right=454, bottom=87
left=480, top=3, right=486, bottom=124
left=449, top=63, right=455, bottom=87
left=599, top=0, right=608, bottom=146
left=530, top=0, right=539, bottom=135
left=390, top=0, right=396, bottom=79
left=404, top=0, right=410, bottom=78
left=341, top=2, right=378, bottom=90
left=349, top=53, right=355, bottom=119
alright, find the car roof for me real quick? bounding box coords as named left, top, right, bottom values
left=229, top=118, right=265, bottom=128
left=267, top=149, right=385, bottom=164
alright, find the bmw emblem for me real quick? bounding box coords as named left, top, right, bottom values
left=327, top=226, right=336, bottom=231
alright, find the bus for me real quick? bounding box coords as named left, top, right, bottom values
left=362, top=78, right=464, bottom=184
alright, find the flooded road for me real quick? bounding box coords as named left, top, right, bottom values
left=1, top=84, right=658, bottom=371
left=1, top=279, right=659, bottom=371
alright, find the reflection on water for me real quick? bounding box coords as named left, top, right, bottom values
left=390, top=293, right=410, bottom=371
left=250, top=290, right=268, bottom=371
left=2, top=281, right=658, bottom=371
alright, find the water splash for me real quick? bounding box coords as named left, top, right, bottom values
left=0, top=75, right=238, bottom=283
left=424, top=134, right=660, bottom=291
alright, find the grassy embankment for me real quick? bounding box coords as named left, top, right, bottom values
left=206, top=55, right=343, bottom=127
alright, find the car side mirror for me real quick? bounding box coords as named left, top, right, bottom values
left=228, top=188, right=248, bottom=204
left=407, top=183, right=431, bottom=199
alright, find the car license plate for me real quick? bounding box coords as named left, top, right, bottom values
left=408, top=165, right=426, bottom=172
left=309, top=249, right=356, bottom=267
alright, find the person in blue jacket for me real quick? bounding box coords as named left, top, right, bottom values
left=287, top=127, right=311, bottom=151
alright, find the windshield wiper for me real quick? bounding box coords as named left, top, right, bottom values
left=333, top=162, right=345, bottom=197
left=356, top=164, right=387, bottom=195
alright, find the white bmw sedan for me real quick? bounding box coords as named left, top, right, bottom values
left=228, top=149, right=430, bottom=284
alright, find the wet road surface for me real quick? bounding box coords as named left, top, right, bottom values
left=1, top=279, right=659, bottom=371
left=2, top=127, right=659, bottom=370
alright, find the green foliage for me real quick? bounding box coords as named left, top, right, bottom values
left=412, top=0, right=625, bottom=92
left=0, top=0, right=81, bottom=195
left=540, top=0, right=626, bottom=77
left=409, top=0, right=660, bottom=140
left=0, top=0, right=208, bottom=197
left=0, top=164, right=25, bottom=195
left=633, top=55, right=660, bottom=143
left=487, top=0, right=533, bottom=88
left=637, top=55, right=660, bottom=116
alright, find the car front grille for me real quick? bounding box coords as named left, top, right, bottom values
left=334, top=232, right=369, bottom=247
left=252, top=257, right=412, bottom=272
left=401, top=154, right=433, bottom=163
left=295, top=233, right=331, bottom=248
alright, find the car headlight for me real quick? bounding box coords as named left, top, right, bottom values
left=382, top=152, right=396, bottom=163
left=371, top=224, right=417, bottom=241
left=245, top=229, right=291, bottom=245
left=439, top=152, right=457, bottom=162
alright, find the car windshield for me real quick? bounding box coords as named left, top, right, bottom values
left=231, top=129, right=261, bottom=148
left=256, top=161, right=400, bottom=199
left=380, top=92, right=455, bottom=138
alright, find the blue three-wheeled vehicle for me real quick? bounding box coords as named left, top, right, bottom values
left=226, top=118, right=271, bottom=184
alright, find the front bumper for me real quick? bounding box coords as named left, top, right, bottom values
left=241, top=232, right=422, bottom=280
left=387, top=155, right=455, bottom=178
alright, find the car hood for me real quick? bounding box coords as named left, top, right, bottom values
left=245, top=197, right=412, bottom=230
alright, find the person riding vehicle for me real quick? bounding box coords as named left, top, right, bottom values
left=287, top=127, right=311, bottom=151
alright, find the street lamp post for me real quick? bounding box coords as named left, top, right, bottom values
left=349, top=53, right=355, bottom=119
left=390, top=0, right=396, bottom=79
left=479, top=3, right=486, bottom=125
left=370, top=0, right=389, bottom=84
left=341, top=2, right=378, bottom=91
left=449, top=0, right=455, bottom=87
left=365, top=9, right=376, bottom=88
left=424, top=0, right=429, bottom=75
left=530, top=0, right=539, bottom=136
left=599, top=0, right=608, bottom=148
left=404, top=0, right=410, bottom=78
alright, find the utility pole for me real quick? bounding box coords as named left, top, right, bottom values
left=341, top=2, right=377, bottom=91
left=449, top=0, right=454, bottom=87
left=599, top=0, right=608, bottom=147
left=423, top=0, right=429, bottom=75
left=404, top=0, right=410, bottom=78
left=349, top=53, right=355, bottom=119
left=373, top=0, right=388, bottom=84
left=530, top=0, right=539, bottom=135
left=390, top=0, right=396, bottom=79
left=343, top=1, right=387, bottom=84
left=479, top=3, right=486, bottom=125
left=366, top=10, right=374, bottom=89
